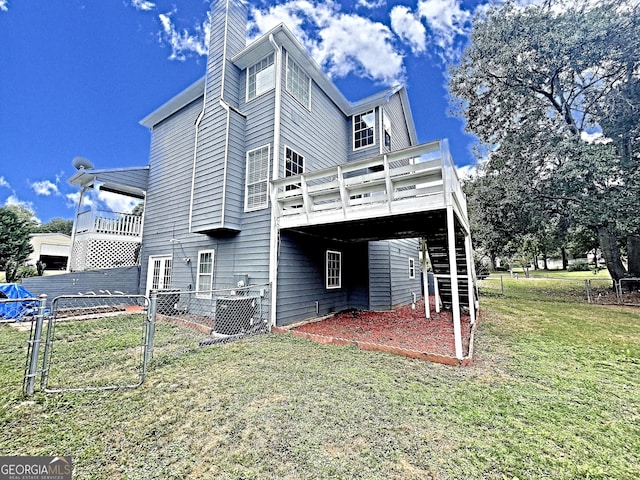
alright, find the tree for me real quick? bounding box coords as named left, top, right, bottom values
left=35, top=218, right=73, bottom=236
left=450, top=0, right=640, bottom=281
left=0, top=206, right=34, bottom=282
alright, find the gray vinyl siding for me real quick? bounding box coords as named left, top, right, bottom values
left=382, top=93, right=412, bottom=153
left=389, top=238, right=421, bottom=307
left=22, top=267, right=140, bottom=299
left=368, top=241, right=391, bottom=310
left=368, top=239, right=421, bottom=310
left=190, top=0, right=246, bottom=233
left=276, top=232, right=368, bottom=325
left=141, top=93, right=271, bottom=294
left=278, top=51, right=349, bottom=174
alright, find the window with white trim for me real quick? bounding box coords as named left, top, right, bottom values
left=247, top=53, right=275, bottom=101
left=286, top=53, right=311, bottom=109
left=326, top=250, right=342, bottom=289
left=409, top=257, right=416, bottom=279
left=245, top=145, right=270, bottom=211
left=285, top=147, right=304, bottom=191
left=196, top=250, right=215, bottom=298
left=383, top=110, right=392, bottom=149
left=353, top=110, right=375, bottom=150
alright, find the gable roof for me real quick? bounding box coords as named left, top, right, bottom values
left=139, top=22, right=418, bottom=145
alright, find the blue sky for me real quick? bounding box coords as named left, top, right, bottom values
left=0, top=0, right=491, bottom=223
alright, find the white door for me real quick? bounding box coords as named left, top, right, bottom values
left=146, top=255, right=173, bottom=297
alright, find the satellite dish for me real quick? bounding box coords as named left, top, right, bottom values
left=72, top=156, right=94, bottom=170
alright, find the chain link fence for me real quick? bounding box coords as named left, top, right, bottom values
left=19, top=284, right=271, bottom=394
left=477, top=274, right=623, bottom=305
left=36, top=294, right=149, bottom=393
left=152, top=284, right=270, bottom=352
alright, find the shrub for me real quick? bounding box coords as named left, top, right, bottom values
left=568, top=260, right=590, bottom=272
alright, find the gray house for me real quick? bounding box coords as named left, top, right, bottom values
left=65, top=0, right=476, bottom=359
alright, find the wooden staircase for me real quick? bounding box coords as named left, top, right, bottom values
left=424, top=222, right=473, bottom=311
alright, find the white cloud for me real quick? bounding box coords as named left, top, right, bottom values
left=130, top=0, right=155, bottom=12
left=158, top=10, right=210, bottom=61
left=0, top=176, right=9, bottom=188
left=418, top=0, right=471, bottom=56
left=390, top=6, right=427, bottom=54
left=250, top=1, right=405, bottom=85
left=31, top=180, right=60, bottom=196
left=5, top=194, right=35, bottom=213
left=456, top=163, right=477, bottom=179
left=0, top=1, right=8, bottom=13
left=581, top=130, right=612, bottom=145
left=97, top=191, right=140, bottom=213
left=357, top=0, right=386, bottom=9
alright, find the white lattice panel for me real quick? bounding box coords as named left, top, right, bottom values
left=71, top=238, right=141, bottom=271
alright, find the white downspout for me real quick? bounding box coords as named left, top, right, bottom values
left=67, top=185, right=88, bottom=272
left=268, top=33, right=282, bottom=328
left=188, top=78, right=209, bottom=233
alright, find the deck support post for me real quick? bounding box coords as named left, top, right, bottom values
left=447, top=205, right=463, bottom=360
left=465, top=233, right=476, bottom=325
left=423, top=268, right=431, bottom=319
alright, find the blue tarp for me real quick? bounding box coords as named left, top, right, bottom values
left=0, top=283, right=38, bottom=320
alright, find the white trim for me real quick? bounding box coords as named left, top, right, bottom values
left=195, top=249, right=215, bottom=299
left=245, top=53, right=276, bottom=103
left=285, top=51, right=312, bottom=111
left=326, top=250, right=342, bottom=289
left=284, top=145, right=305, bottom=185
left=409, top=257, right=416, bottom=279
left=245, top=144, right=271, bottom=212
left=145, top=254, right=173, bottom=298
left=352, top=109, right=376, bottom=151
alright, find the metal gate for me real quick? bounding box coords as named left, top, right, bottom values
left=27, top=294, right=150, bottom=393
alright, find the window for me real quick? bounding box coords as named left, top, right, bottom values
left=286, top=53, right=311, bottom=109
left=196, top=250, right=215, bottom=298
left=326, top=250, right=342, bottom=289
left=247, top=53, right=275, bottom=101
left=409, top=257, right=416, bottom=279
left=383, top=110, right=392, bottom=149
left=285, top=147, right=304, bottom=191
left=245, top=145, right=270, bottom=211
left=353, top=110, right=375, bottom=150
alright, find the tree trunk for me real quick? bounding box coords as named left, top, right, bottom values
left=561, top=247, right=568, bottom=270
left=627, top=235, right=640, bottom=278
left=597, top=225, right=627, bottom=282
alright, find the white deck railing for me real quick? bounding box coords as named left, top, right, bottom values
left=75, top=210, right=143, bottom=237
left=271, top=140, right=467, bottom=228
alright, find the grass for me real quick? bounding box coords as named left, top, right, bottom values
left=0, top=289, right=639, bottom=479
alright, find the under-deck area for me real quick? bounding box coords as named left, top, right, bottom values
left=271, top=140, right=477, bottom=360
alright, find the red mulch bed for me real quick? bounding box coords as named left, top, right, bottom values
left=275, top=297, right=475, bottom=366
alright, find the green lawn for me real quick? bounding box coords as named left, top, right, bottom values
left=0, top=292, right=638, bottom=479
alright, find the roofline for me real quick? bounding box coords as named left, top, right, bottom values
left=68, top=165, right=150, bottom=186
left=232, top=23, right=352, bottom=114
left=138, top=23, right=418, bottom=139
left=139, top=78, right=205, bottom=128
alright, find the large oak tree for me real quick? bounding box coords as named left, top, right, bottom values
left=450, top=0, right=640, bottom=280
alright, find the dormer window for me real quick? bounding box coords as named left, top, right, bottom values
left=353, top=110, right=375, bottom=150
left=247, top=53, right=275, bottom=101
